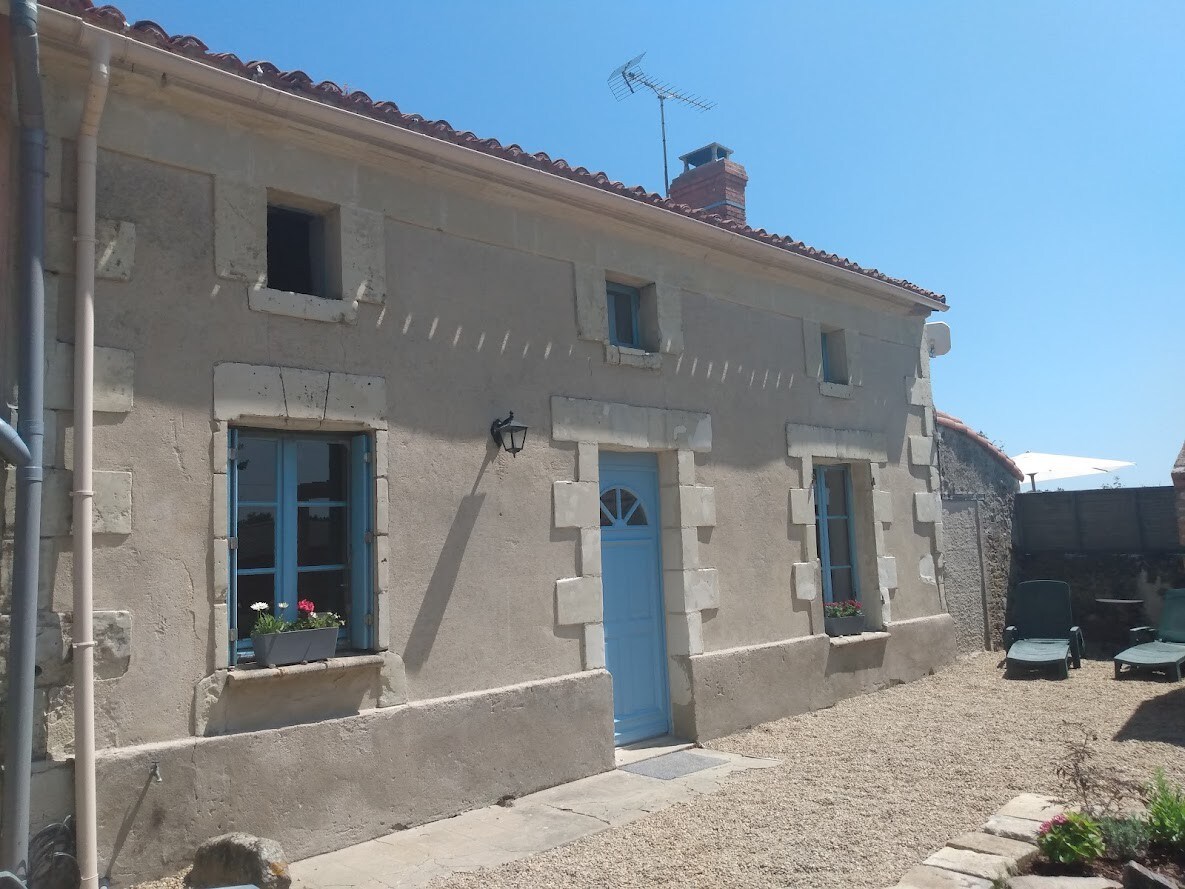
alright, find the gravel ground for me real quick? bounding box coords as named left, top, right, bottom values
left=432, top=654, right=1185, bottom=889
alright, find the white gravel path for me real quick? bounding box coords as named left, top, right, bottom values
left=432, top=654, right=1185, bottom=889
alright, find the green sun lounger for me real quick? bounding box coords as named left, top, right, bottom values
left=1003, top=580, right=1084, bottom=679
left=1114, top=588, right=1185, bottom=681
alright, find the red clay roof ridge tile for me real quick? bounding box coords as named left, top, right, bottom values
left=935, top=410, right=1023, bottom=481
left=45, top=0, right=947, bottom=305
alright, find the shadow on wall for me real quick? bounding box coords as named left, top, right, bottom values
left=1113, top=684, right=1185, bottom=748
left=402, top=447, right=495, bottom=671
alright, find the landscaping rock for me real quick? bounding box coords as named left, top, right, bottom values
left=1008, top=877, right=1121, bottom=888
left=984, top=814, right=1046, bottom=843
left=997, top=794, right=1067, bottom=823
left=923, top=847, right=1013, bottom=880
left=895, top=864, right=994, bottom=888
left=188, top=833, right=291, bottom=889
left=948, top=831, right=1039, bottom=868
left=1123, top=862, right=1181, bottom=889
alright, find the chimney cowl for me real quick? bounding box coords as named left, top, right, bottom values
left=668, top=142, right=748, bottom=225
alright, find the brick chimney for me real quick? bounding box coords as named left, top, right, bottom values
left=668, top=142, right=748, bottom=224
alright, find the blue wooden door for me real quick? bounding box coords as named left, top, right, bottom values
left=599, top=452, right=670, bottom=745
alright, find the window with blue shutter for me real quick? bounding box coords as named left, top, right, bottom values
left=227, top=429, right=373, bottom=665
left=814, top=464, right=860, bottom=604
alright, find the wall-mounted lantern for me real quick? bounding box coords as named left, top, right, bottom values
left=490, top=412, right=528, bottom=457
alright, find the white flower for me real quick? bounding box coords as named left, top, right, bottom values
left=277, top=602, right=289, bottom=610
left=249, top=602, right=269, bottom=612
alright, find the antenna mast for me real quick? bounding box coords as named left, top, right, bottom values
left=608, top=53, right=715, bottom=196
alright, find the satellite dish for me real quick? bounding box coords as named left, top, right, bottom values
left=924, top=321, right=951, bottom=357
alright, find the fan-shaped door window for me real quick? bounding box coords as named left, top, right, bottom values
left=600, top=486, right=649, bottom=528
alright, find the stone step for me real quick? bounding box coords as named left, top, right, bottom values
left=894, top=864, right=994, bottom=888
left=924, top=847, right=1014, bottom=881
left=984, top=814, right=1046, bottom=843
left=1008, top=876, right=1121, bottom=888
left=947, top=831, right=1039, bottom=868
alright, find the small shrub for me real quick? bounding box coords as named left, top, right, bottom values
left=823, top=599, right=862, bottom=618
left=1037, top=812, right=1105, bottom=866
left=1056, top=723, right=1142, bottom=817
left=1098, top=815, right=1150, bottom=861
left=1145, top=769, right=1185, bottom=852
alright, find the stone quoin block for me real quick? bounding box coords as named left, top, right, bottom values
left=45, top=341, right=135, bottom=413
left=578, top=528, right=602, bottom=576
left=550, top=397, right=712, bottom=453
left=661, top=527, right=699, bottom=572
left=576, top=442, right=599, bottom=484
left=789, top=487, right=814, bottom=525
left=801, top=319, right=823, bottom=379
left=95, top=219, right=136, bottom=281
left=907, top=376, right=933, bottom=407
left=877, top=556, right=899, bottom=592
left=666, top=611, right=704, bottom=656
left=914, top=491, right=942, bottom=524
left=573, top=262, right=608, bottom=341
left=652, top=281, right=685, bottom=355
left=337, top=205, right=386, bottom=305
left=214, top=177, right=266, bottom=283
left=552, top=481, right=599, bottom=529
left=665, top=568, right=720, bottom=613
left=555, top=575, right=604, bottom=626
left=909, top=435, right=935, bottom=467
left=842, top=329, right=863, bottom=386
left=792, top=561, right=819, bottom=601
left=873, top=489, right=894, bottom=524
left=582, top=623, right=606, bottom=670
left=672, top=485, right=717, bottom=528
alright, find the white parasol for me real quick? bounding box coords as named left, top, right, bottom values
left=1011, top=451, right=1135, bottom=492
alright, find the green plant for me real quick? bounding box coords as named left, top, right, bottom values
left=249, top=599, right=343, bottom=639
left=1037, top=812, right=1105, bottom=866
left=823, top=599, right=862, bottom=618
left=1145, top=769, right=1185, bottom=852
left=1098, top=815, right=1150, bottom=861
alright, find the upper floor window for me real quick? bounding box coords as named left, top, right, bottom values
left=607, top=282, right=642, bottom=349
left=267, top=204, right=330, bottom=298
left=228, top=429, right=372, bottom=664
left=821, top=328, right=849, bottom=385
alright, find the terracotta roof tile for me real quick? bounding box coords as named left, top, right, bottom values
left=46, top=0, right=946, bottom=305
left=935, top=410, right=1023, bottom=481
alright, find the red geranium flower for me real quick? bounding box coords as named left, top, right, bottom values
left=297, top=599, right=316, bottom=615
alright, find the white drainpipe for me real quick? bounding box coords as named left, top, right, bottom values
left=72, top=35, right=110, bottom=889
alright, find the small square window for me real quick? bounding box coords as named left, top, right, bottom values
left=821, top=329, right=849, bottom=384
left=267, top=205, right=328, bottom=298
left=607, top=282, right=642, bottom=349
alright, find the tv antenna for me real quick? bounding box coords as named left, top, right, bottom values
left=608, top=52, right=715, bottom=196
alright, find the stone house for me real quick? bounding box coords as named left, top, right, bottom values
left=935, top=411, right=1022, bottom=652
left=1, top=1, right=956, bottom=882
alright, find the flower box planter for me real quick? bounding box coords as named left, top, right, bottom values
left=824, top=615, right=865, bottom=637
left=252, top=626, right=337, bottom=667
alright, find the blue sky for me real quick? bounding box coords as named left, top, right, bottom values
left=112, top=1, right=1184, bottom=488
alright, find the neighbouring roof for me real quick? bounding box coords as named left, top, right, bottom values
left=935, top=411, right=1024, bottom=481
left=44, top=0, right=947, bottom=307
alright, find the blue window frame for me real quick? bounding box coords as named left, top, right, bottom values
left=821, top=329, right=848, bottom=384
left=814, top=464, right=860, bottom=603
left=607, top=282, right=642, bottom=349
left=227, top=429, right=373, bottom=665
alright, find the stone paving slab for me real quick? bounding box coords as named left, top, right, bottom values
left=924, top=846, right=1015, bottom=881
left=997, top=794, right=1066, bottom=823
left=1007, top=877, right=1121, bottom=888
left=984, top=814, right=1046, bottom=843
left=947, top=831, right=1039, bottom=867
left=895, top=864, right=995, bottom=888
left=290, top=749, right=775, bottom=888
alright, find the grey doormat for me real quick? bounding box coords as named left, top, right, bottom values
left=620, top=750, right=727, bottom=780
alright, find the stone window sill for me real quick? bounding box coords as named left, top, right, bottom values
left=819, top=381, right=853, bottom=399
left=249, top=286, right=358, bottom=324
left=827, top=630, right=890, bottom=648
left=604, top=343, right=662, bottom=370
left=226, top=653, right=384, bottom=683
